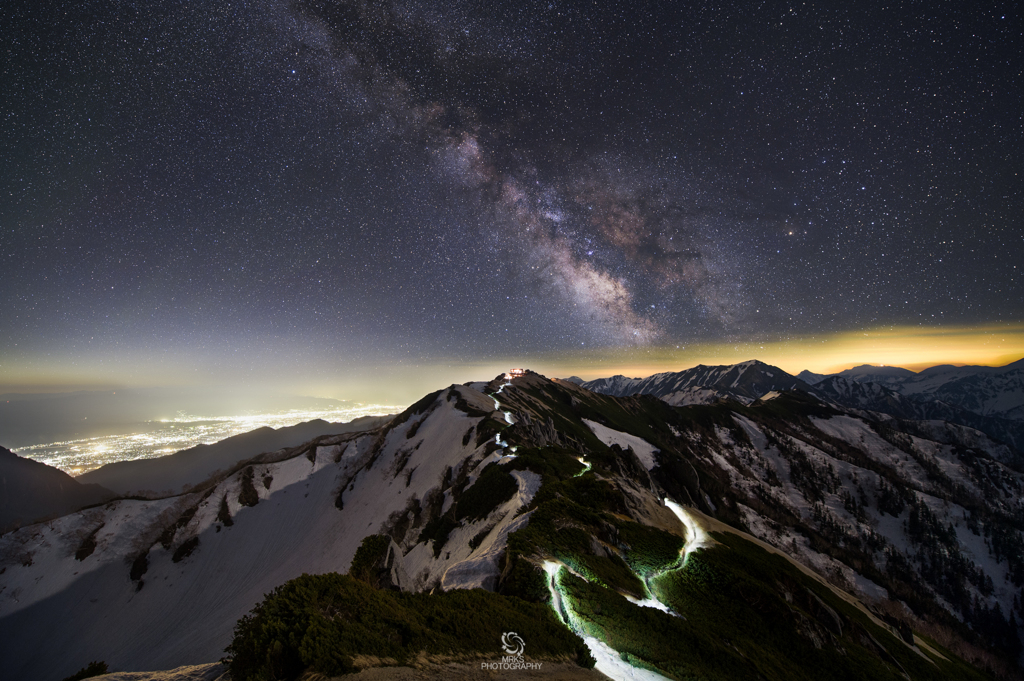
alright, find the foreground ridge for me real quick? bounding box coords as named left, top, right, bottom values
left=2, top=370, right=1022, bottom=680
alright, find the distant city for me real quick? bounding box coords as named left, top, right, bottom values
left=15, top=403, right=403, bottom=475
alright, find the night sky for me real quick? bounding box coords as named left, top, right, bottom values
left=2, top=0, right=1022, bottom=401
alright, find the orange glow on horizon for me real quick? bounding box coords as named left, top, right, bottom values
left=533, top=323, right=1024, bottom=380
left=2, top=324, right=1021, bottom=403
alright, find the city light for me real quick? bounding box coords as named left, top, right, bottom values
left=16, top=404, right=402, bottom=475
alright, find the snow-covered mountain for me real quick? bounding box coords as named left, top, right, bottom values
left=814, top=375, right=1024, bottom=461
left=2, top=371, right=1022, bottom=680
left=583, top=361, right=1024, bottom=460
left=826, top=359, right=1024, bottom=421
left=661, top=386, right=754, bottom=407
left=579, top=359, right=817, bottom=402
left=832, top=364, right=919, bottom=387
left=0, top=384, right=516, bottom=680
left=898, top=359, right=1024, bottom=421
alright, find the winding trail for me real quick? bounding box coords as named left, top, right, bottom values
left=543, top=561, right=673, bottom=681
left=489, top=378, right=518, bottom=457
left=539, top=499, right=716, bottom=681
left=664, top=498, right=713, bottom=562
left=487, top=376, right=710, bottom=680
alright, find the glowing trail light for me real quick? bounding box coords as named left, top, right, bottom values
left=541, top=561, right=672, bottom=681
left=540, top=499, right=715, bottom=678
left=664, top=498, right=713, bottom=562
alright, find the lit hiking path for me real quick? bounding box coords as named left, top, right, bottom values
left=490, top=372, right=675, bottom=679
left=540, top=499, right=715, bottom=680
left=664, top=498, right=714, bottom=562
left=543, top=561, right=673, bottom=681
left=624, top=499, right=712, bottom=617
left=489, top=378, right=518, bottom=457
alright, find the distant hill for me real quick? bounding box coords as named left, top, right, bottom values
left=833, top=364, right=918, bottom=386
left=0, top=446, right=114, bottom=533
left=78, top=415, right=393, bottom=495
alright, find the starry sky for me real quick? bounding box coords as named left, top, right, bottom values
left=2, top=0, right=1022, bottom=403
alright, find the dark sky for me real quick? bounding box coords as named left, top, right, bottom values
left=1, top=0, right=1021, bottom=397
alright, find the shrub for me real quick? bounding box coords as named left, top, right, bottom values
left=456, top=463, right=518, bottom=521
left=172, top=536, right=199, bottom=563
left=238, top=467, right=259, bottom=507
left=224, top=573, right=590, bottom=681
left=60, top=661, right=108, bottom=681
left=217, top=495, right=234, bottom=526
left=349, top=534, right=393, bottom=588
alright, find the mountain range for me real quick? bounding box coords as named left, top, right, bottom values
left=581, top=359, right=1024, bottom=460
left=1, top=363, right=1023, bottom=680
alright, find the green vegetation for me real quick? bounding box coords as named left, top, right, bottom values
left=238, top=466, right=259, bottom=507
left=60, top=661, right=108, bottom=681
left=505, top=446, right=587, bottom=483
left=75, top=526, right=101, bottom=561
left=349, top=534, right=393, bottom=589
left=217, top=494, right=234, bottom=526
left=488, top=377, right=991, bottom=678
left=224, top=573, right=592, bottom=681
left=418, top=514, right=459, bottom=558
left=129, top=552, right=148, bottom=582
left=455, top=463, right=518, bottom=522
left=413, top=461, right=521, bottom=558
left=171, top=536, right=200, bottom=563
left=554, top=529, right=995, bottom=681
left=616, top=521, right=685, bottom=577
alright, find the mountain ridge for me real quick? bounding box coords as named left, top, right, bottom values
left=77, top=415, right=392, bottom=496
left=0, top=446, right=115, bottom=533
left=2, top=371, right=1022, bottom=680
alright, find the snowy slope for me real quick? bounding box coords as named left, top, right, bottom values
left=0, top=384, right=531, bottom=681
left=583, top=419, right=659, bottom=470
left=77, top=416, right=392, bottom=495
left=661, top=386, right=753, bottom=407
left=5, top=371, right=1023, bottom=679
left=825, top=359, right=1024, bottom=421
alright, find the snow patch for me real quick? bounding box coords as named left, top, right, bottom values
left=583, top=419, right=659, bottom=470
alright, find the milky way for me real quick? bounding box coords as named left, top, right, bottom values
left=1, top=0, right=1021, bottom=382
